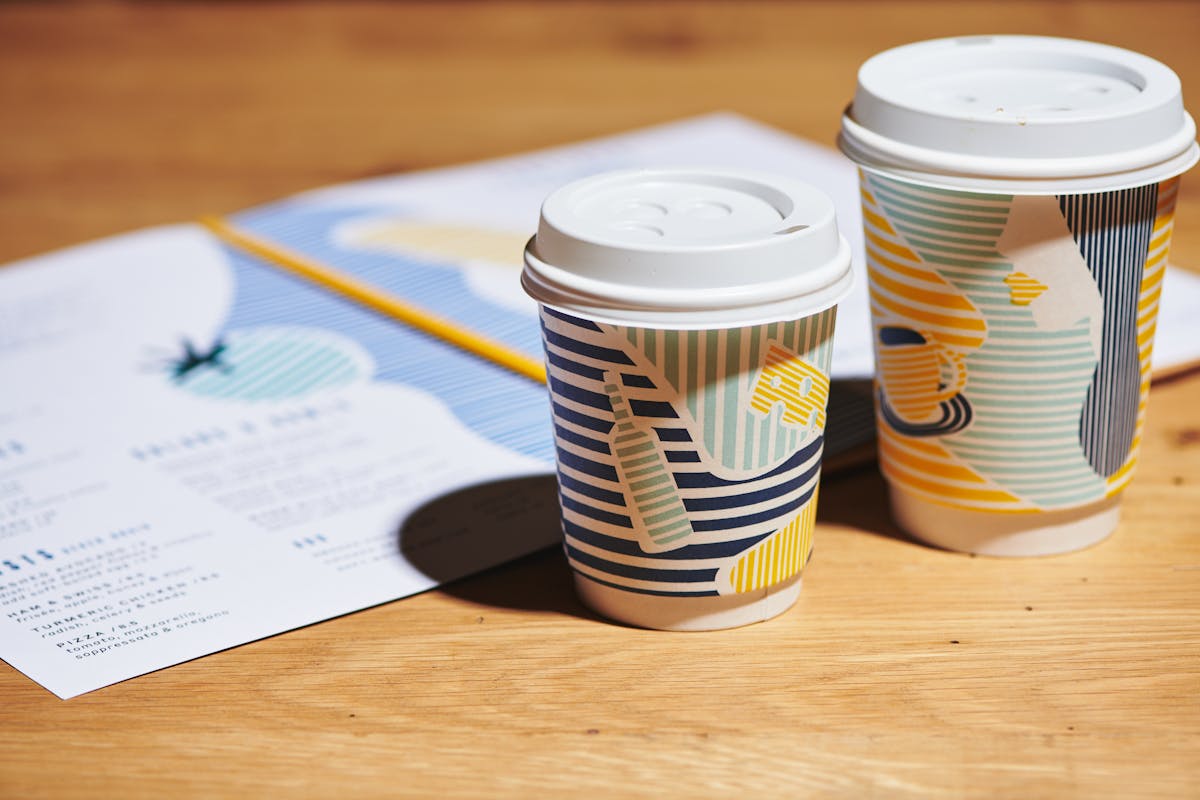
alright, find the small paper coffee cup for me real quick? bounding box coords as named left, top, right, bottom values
left=523, top=169, right=852, bottom=628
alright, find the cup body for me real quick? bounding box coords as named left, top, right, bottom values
left=539, top=304, right=837, bottom=629
left=859, top=169, right=1181, bottom=554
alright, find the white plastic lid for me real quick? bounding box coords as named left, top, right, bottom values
left=522, top=169, right=853, bottom=328
left=839, top=35, right=1200, bottom=193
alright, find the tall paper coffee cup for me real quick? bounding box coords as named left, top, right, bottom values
left=522, top=169, right=853, bottom=629
left=839, top=36, right=1198, bottom=555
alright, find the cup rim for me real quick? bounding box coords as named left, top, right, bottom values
left=840, top=35, right=1200, bottom=194
left=522, top=168, right=855, bottom=328
left=522, top=239, right=854, bottom=330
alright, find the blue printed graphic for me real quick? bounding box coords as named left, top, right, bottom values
left=200, top=202, right=554, bottom=463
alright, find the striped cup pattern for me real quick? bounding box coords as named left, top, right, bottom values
left=861, top=171, right=1179, bottom=513
left=539, top=306, right=836, bottom=598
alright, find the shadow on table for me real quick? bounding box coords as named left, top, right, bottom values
left=808, top=379, right=922, bottom=547
left=814, top=461, right=921, bottom=547
left=397, top=474, right=598, bottom=620
left=397, top=458, right=922, bottom=620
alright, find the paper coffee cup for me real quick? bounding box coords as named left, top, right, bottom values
left=522, top=169, right=853, bottom=629
left=839, top=36, right=1199, bottom=556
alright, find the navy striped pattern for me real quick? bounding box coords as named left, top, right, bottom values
left=1059, top=186, right=1158, bottom=478
left=542, top=308, right=824, bottom=597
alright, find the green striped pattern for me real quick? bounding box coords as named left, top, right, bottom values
left=623, top=310, right=837, bottom=473
left=176, top=327, right=365, bottom=402
left=604, top=373, right=693, bottom=549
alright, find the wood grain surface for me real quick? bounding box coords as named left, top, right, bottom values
left=1, top=3, right=1198, bottom=798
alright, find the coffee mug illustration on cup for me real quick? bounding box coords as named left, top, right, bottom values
left=875, top=325, right=971, bottom=436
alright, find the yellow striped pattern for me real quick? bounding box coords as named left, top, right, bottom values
left=1004, top=271, right=1049, bottom=305
left=861, top=187, right=988, bottom=350
left=877, top=423, right=1032, bottom=511
left=748, top=343, right=830, bottom=429
left=1106, top=177, right=1180, bottom=495
left=727, top=489, right=818, bottom=593
left=859, top=174, right=1022, bottom=508
left=875, top=342, right=966, bottom=423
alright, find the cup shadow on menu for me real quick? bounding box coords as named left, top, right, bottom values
left=396, top=474, right=600, bottom=620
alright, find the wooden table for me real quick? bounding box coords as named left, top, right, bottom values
left=2, top=3, right=1198, bottom=797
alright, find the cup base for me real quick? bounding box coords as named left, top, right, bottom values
left=573, top=572, right=803, bottom=631
left=890, top=488, right=1122, bottom=556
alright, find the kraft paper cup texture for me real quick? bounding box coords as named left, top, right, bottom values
left=539, top=303, right=837, bottom=630
left=860, top=170, right=1182, bottom=554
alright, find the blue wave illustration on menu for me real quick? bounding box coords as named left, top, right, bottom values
left=208, top=203, right=554, bottom=464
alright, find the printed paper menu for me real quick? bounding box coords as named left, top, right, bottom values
left=0, top=226, right=559, bottom=698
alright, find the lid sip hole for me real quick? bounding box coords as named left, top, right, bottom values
left=612, top=222, right=666, bottom=238
left=681, top=200, right=734, bottom=219
left=618, top=201, right=669, bottom=220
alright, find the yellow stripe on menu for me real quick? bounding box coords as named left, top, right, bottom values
left=200, top=216, right=548, bottom=385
